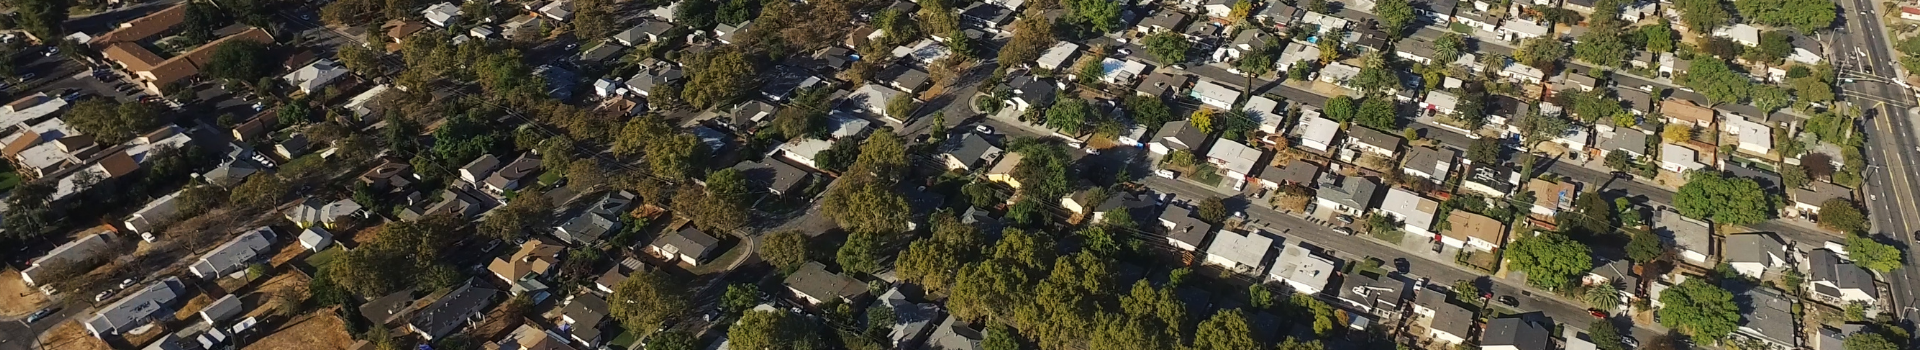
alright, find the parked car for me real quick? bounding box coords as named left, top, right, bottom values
left=25, top=307, right=58, bottom=323
left=117, top=278, right=136, bottom=289
left=94, top=290, right=114, bottom=302
left=1497, top=295, right=1519, bottom=307
left=1588, top=309, right=1607, bottom=318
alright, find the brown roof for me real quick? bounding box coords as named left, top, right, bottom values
left=3, top=129, right=44, bottom=158
left=144, top=27, right=275, bottom=90
left=388, top=21, right=429, bottom=40
left=488, top=238, right=565, bottom=281
left=97, top=152, right=139, bottom=178
left=231, top=112, right=278, bottom=142
left=5, top=94, right=52, bottom=111
left=102, top=42, right=168, bottom=72
left=1661, top=99, right=1715, bottom=124
left=88, top=3, right=189, bottom=47
left=1528, top=178, right=1577, bottom=211
left=281, top=50, right=316, bottom=70
left=1443, top=210, right=1505, bottom=245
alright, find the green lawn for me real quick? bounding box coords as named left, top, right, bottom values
left=610, top=330, right=640, bottom=349
left=304, top=246, right=345, bottom=268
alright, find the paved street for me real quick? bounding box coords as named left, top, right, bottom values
left=1830, top=0, right=1920, bottom=326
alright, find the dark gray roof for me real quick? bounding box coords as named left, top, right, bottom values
left=732, top=100, right=778, bottom=126
left=1347, top=127, right=1402, bottom=151
left=555, top=191, right=636, bottom=244
left=1397, top=38, right=1439, bottom=60
left=1155, top=120, right=1208, bottom=151
left=1724, top=163, right=1782, bottom=189
left=876, top=65, right=931, bottom=91
left=1466, top=166, right=1515, bottom=194
left=562, top=294, right=610, bottom=343
left=654, top=225, right=721, bottom=261
left=784, top=262, right=868, bottom=302
left=732, top=159, right=810, bottom=195
left=1482, top=318, right=1551, bottom=349
left=1590, top=259, right=1636, bottom=290
left=960, top=3, right=1014, bottom=27
left=1159, top=205, right=1214, bottom=247
left=360, top=288, right=420, bottom=325
left=1616, top=88, right=1653, bottom=112
left=1808, top=249, right=1876, bottom=291
left=1138, top=9, right=1188, bottom=30
left=408, top=282, right=498, bottom=339
left=1403, top=147, right=1456, bottom=174
left=1135, top=71, right=1192, bottom=98
left=1261, top=3, right=1302, bottom=20
left=1793, top=181, right=1851, bottom=205
left=1735, top=286, right=1795, bottom=346
left=578, top=43, right=626, bottom=63
left=1724, top=232, right=1785, bottom=264
left=1417, top=0, right=1458, bottom=15
left=1816, top=324, right=1867, bottom=350
left=1426, top=294, right=1475, bottom=336
left=1337, top=272, right=1409, bottom=311
left=944, top=133, right=1003, bottom=168
left=1260, top=159, right=1321, bottom=185
left=1010, top=74, right=1059, bottom=107
left=1317, top=175, right=1381, bottom=210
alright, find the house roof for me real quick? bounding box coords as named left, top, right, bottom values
left=1483, top=318, right=1551, bottom=349
left=1381, top=189, right=1439, bottom=232
left=1425, top=290, right=1475, bottom=336
left=85, top=277, right=184, bottom=335
left=495, top=324, right=577, bottom=350
left=409, top=281, right=499, bottom=339
left=1808, top=249, right=1876, bottom=291
left=1617, top=88, right=1653, bottom=112
left=731, top=159, right=810, bottom=194
left=1529, top=179, right=1578, bottom=211
left=555, top=191, right=634, bottom=244
left=1138, top=9, right=1188, bottom=30
left=1337, top=272, right=1408, bottom=310
left=1347, top=127, right=1402, bottom=151
left=875, top=65, right=932, bottom=91
left=298, top=227, right=332, bottom=248
left=1159, top=205, right=1214, bottom=247
left=1261, top=159, right=1321, bottom=185
left=1466, top=166, right=1516, bottom=193
left=489, top=238, right=564, bottom=281
left=1205, top=230, right=1275, bottom=268
left=597, top=257, right=649, bottom=290
left=1189, top=80, right=1242, bottom=104
left=882, top=288, right=940, bottom=346
left=1272, top=242, right=1335, bottom=291
left=192, top=227, right=275, bottom=277
left=1403, top=147, right=1455, bottom=177
left=1817, top=324, right=1867, bottom=350
left=1156, top=121, right=1208, bottom=151
left=23, top=232, right=113, bottom=284
left=486, top=154, right=542, bottom=189
left=1597, top=129, right=1649, bottom=154
left=1300, top=115, right=1341, bottom=149
left=1655, top=209, right=1712, bottom=254
left=1661, top=143, right=1704, bottom=171
left=1205, top=140, right=1262, bottom=175
left=1036, top=41, right=1079, bottom=70
left=199, top=294, right=244, bottom=324
left=1724, top=232, right=1785, bottom=264
left=945, top=133, right=1003, bottom=168
left=89, top=4, right=188, bottom=47
left=653, top=225, right=720, bottom=261
left=1662, top=99, right=1716, bottom=124
left=925, top=315, right=984, bottom=350
left=286, top=198, right=363, bottom=227
left=460, top=154, right=501, bottom=180
left=1737, top=286, right=1795, bottom=346
left=562, top=294, right=610, bottom=343
left=784, top=262, right=867, bottom=301
left=1794, top=181, right=1852, bottom=206
left=1442, top=210, right=1503, bottom=244
left=1317, top=175, right=1381, bottom=210
left=1136, top=71, right=1191, bottom=98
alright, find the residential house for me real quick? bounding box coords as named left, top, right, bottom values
left=1346, top=127, right=1401, bottom=157
left=925, top=316, right=985, bottom=350
left=1662, top=99, right=1716, bottom=127
left=199, top=294, right=243, bottom=325
left=851, top=84, right=912, bottom=124
left=1402, top=147, right=1456, bottom=182
left=1297, top=114, right=1341, bottom=152
left=83, top=277, right=185, bottom=337
left=561, top=295, right=612, bottom=346
left=1035, top=42, right=1080, bottom=72
left=650, top=225, right=721, bottom=266
left=1808, top=249, right=1878, bottom=303
left=1792, top=181, right=1852, bottom=213
left=1527, top=179, right=1578, bottom=219
left=1442, top=210, right=1503, bottom=251
left=488, top=238, right=563, bottom=295
left=1415, top=289, right=1473, bottom=345
left=283, top=59, right=349, bottom=94
left=1564, top=72, right=1598, bottom=91
left=1659, top=144, right=1706, bottom=173
left=1319, top=62, right=1362, bottom=87
left=553, top=191, right=636, bottom=245
left=1422, top=90, right=1460, bottom=115
left=716, top=21, right=751, bottom=44
left=1585, top=259, right=1638, bottom=300
left=1276, top=41, right=1321, bottom=71
left=1380, top=189, right=1441, bottom=238
left=576, top=43, right=626, bottom=65
left=1499, top=19, right=1550, bottom=41
left=1137, top=10, right=1190, bottom=33
left=1498, top=61, right=1546, bottom=83
left=285, top=198, right=363, bottom=230
left=1259, top=2, right=1303, bottom=24
left=777, top=138, right=834, bottom=170
left=124, top=191, right=182, bottom=236
left=1461, top=166, right=1518, bottom=197
left=407, top=281, right=499, bottom=341
left=1735, top=286, right=1796, bottom=350
left=1454, top=10, right=1499, bottom=32
left=1315, top=174, right=1381, bottom=214
left=942, top=133, right=1003, bottom=171
left=784, top=262, right=868, bottom=305
left=20, top=231, right=113, bottom=287
left=1271, top=242, right=1336, bottom=294
left=0, top=93, right=69, bottom=130
left=881, top=287, right=941, bottom=349
left=1336, top=272, right=1409, bottom=315
left=960, top=3, right=1016, bottom=32
left=1150, top=121, right=1210, bottom=156
left=1205, top=140, right=1263, bottom=182
left=1618, top=88, right=1653, bottom=115
left=298, top=227, right=332, bottom=251
left=275, top=133, right=311, bottom=159
left=1655, top=208, right=1714, bottom=265
left=595, top=257, right=651, bottom=294
left=422, top=2, right=460, bottom=26
left=613, top=21, right=674, bottom=46
left=760, top=65, right=823, bottom=102
left=1595, top=128, right=1649, bottom=157
left=1816, top=324, right=1867, bottom=350
left=876, top=65, right=933, bottom=93
left=1160, top=205, right=1216, bottom=251
left=458, top=154, right=501, bottom=188
left=624, top=63, right=684, bottom=97
left=1190, top=80, right=1242, bottom=110
left=1724, top=117, right=1773, bottom=154
left=1205, top=230, right=1276, bottom=274
left=1302, top=12, right=1350, bottom=34
left=484, top=154, right=542, bottom=195
left=1135, top=71, right=1192, bottom=99
left=490, top=324, right=576, bottom=350
left=1715, top=24, right=1762, bottom=47
left=731, top=159, right=811, bottom=196
left=188, top=227, right=275, bottom=279
left=1258, top=159, right=1321, bottom=189
left=538, top=0, right=573, bottom=21
left=1482, top=318, right=1552, bottom=350
left=1725, top=232, right=1789, bottom=279
left=359, top=160, right=418, bottom=192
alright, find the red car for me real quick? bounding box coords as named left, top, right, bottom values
left=1589, top=309, right=1608, bottom=318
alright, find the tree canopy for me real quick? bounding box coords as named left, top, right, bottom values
left=204, top=40, right=274, bottom=84
left=1673, top=172, right=1772, bottom=225
left=760, top=231, right=810, bottom=273
left=610, top=271, right=692, bottom=336
left=730, top=310, right=822, bottom=350
left=1144, top=32, right=1190, bottom=63
left=1674, top=0, right=1731, bottom=30
left=1818, top=199, right=1868, bottom=234
left=1508, top=233, right=1594, bottom=288
left=1734, top=0, right=1835, bottom=33
left=1845, top=235, right=1904, bottom=272
left=66, top=99, right=163, bottom=144
left=1373, top=0, right=1415, bottom=39
left=1680, top=58, right=1751, bottom=105
left=1656, top=279, right=1740, bottom=340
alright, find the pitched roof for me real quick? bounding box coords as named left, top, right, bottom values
left=1808, top=249, right=1876, bottom=291
left=1403, top=147, right=1455, bottom=176
left=1793, top=181, right=1851, bottom=206
left=1261, top=159, right=1321, bottom=185
left=199, top=294, right=244, bottom=324
left=1272, top=242, right=1335, bottom=292
left=489, top=238, right=564, bottom=281
left=945, top=133, right=1003, bottom=167
left=1205, top=140, right=1262, bottom=174
left=1317, top=175, right=1381, bottom=210
left=561, top=294, right=610, bottom=343
left=486, top=154, right=542, bottom=189
left=85, top=277, right=185, bottom=335
left=1662, top=99, right=1716, bottom=124
left=1347, top=127, right=1402, bottom=150
left=1442, top=210, right=1503, bottom=244
left=410, top=282, right=498, bottom=338
left=1736, top=286, right=1795, bottom=346
left=1160, top=205, right=1214, bottom=247
left=1483, top=318, right=1551, bottom=349
left=1655, top=209, right=1711, bottom=254
left=1205, top=230, right=1275, bottom=268
left=191, top=227, right=275, bottom=277
left=1155, top=120, right=1207, bottom=151
left=1724, top=232, right=1786, bottom=264
left=731, top=159, right=810, bottom=195
left=652, top=225, right=720, bottom=261
left=1381, top=189, right=1439, bottom=231
left=784, top=262, right=867, bottom=301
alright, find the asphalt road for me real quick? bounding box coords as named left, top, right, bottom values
left=0, top=300, right=84, bottom=350
left=1830, top=0, right=1920, bottom=327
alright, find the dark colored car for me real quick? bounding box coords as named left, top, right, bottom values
left=1393, top=258, right=1410, bottom=272
left=26, top=307, right=58, bottom=323
left=1498, top=296, right=1519, bottom=307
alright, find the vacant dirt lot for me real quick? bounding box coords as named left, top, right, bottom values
left=40, top=320, right=111, bottom=350
left=0, top=268, right=50, bottom=316
left=242, top=310, right=352, bottom=350
left=245, top=273, right=310, bottom=319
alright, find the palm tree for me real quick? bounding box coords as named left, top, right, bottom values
left=1585, top=283, right=1621, bottom=310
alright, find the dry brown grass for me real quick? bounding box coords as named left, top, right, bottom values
left=243, top=310, right=353, bottom=350
left=246, top=273, right=312, bottom=319
left=267, top=243, right=309, bottom=268
left=0, top=268, right=50, bottom=316
left=41, top=320, right=111, bottom=350
left=172, top=293, right=215, bottom=322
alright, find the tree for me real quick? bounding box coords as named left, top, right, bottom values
left=1662, top=123, right=1694, bottom=143
left=1567, top=89, right=1625, bottom=123
left=1673, top=172, right=1773, bottom=225
left=897, top=237, right=964, bottom=293
left=682, top=48, right=757, bottom=109
left=1674, top=0, right=1731, bottom=30
left=1064, top=0, right=1124, bottom=33
left=1819, top=199, right=1869, bottom=234
left=1355, top=97, right=1397, bottom=131
left=888, top=93, right=917, bottom=122
left=1126, top=96, right=1174, bottom=127
left=1513, top=37, right=1567, bottom=70
left=1681, top=59, right=1751, bottom=105
left=1642, top=20, right=1676, bottom=52
left=1325, top=95, right=1357, bottom=122
left=1627, top=231, right=1666, bottom=263
left=1374, top=0, right=1415, bottom=39
left=983, top=323, right=1021, bottom=350
left=1144, top=32, right=1189, bottom=63
left=918, top=0, right=960, bottom=36
left=65, top=99, right=163, bottom=144
left=1734, top=0, right=1835, bottom=33
left=1750, top=85, right=1791, bottom=113
left=1574, top=22, right=1630, bottom=67
left=480, top=190, right=554, bottom=241
left=1782, top=164, right=1810, bottom=188
left=647, top=331, right=700, bottom=350
left=204, top=40, right=273, bottom=84
left=1843, top=332, right=1901, bottom=350
left=1189, top=108, right=1216, bottom=133
left=1190, top=309, right=1258, bottom=350
left=1516, top=111, right=1572, bottom=147
left=1046, top=99, right=1094, bottom=135
left=723, top=284, right=760, bottom=315
left=1586, top=284, right=1621, bottom=310
left=11, top=0, right=67, bottom=40
left=1588, top=319, right=1627, bottom=350
left=731, top=310, right=821, bottom=350
left=999, top=17, right=1055, bottom=66
left=850, top=129, right=909, bottom=182
left=1657, top=279, right=1739, bottom=339
left=1746, top=30, right=1795, bottom=65
left=1845, top=235, right=1904, bottom=272
left=823, top=174, right=910, bottom=234
left=1197, top=197, right=1228, bottom=223
left=1434, top=33, right=1467, bottom=63
left=609, top=271, right=692, bottom=336
left=1605, top=150, right=1633, bottom=172
left=229, top=174, right=290, bottom=209
left=1468, top=137, right=1501, bottom=164
left=1351, top=63, right=1398, bottom=95
left=760, top=231, right=809, bottom=273
left=1508, top=233, right=1594, bottom=288
left=646, top=134, right=707, bottom=181
left=836, top=232, right=884, bottom=275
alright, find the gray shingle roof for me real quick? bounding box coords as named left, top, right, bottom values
left=1736, top=286, right=1795, bottom=347
left=784, top=262, right=867, bottom=302
left=1317, top=175, right=1381, bottom=211
left=1724, top=233, right=1785, bottom=264
left=1483, top=318, right=1551, bottom=349
left=409, top=281, right=498, bottom=340
left=653, top=225, right=720, bottom=262
left=1159, top=205, right=1214, bottom=248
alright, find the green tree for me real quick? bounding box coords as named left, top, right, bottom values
left=823, top=174, right=910, bottom=234
left=1643, top=19, right=1676, bottom=52
left=1355, top=97, right=1398, bottom=131
left=229, top=174, right=290, bottom=209
left=1673, top=172, right=1772, bottom=225
left=646, top=134, right=706, bottom=181
left=682, top=48, right=757, bottom=109
left=723, top=284, right=760, bottom=315
left=1468, top=137, right=1502, bottom=164
left=983, top=323, right=1022, bottom=350
left=64, top=99, right=163, bottom=144
left=1734, top=0, right=1835, bottom=33
left=1574, top=22, right=1631, bottom=67
left=1144, top=32, right=1190, bottom=63
left=1126, top=96, right=1174, bottom=126
left=1589, top=319, right=1627, bottom=350
left=609, top=271, right=692, bottom=336
left=1197, top=197, right=1228, bottom=223
left=11, top=0, right=67, bottom=40
left=1325, top=95, right=1357, bottom=122
left=760, top=231, right=809, bottom=273
left=1514, top=37, right=1568, bottom=70
left=1845, top=235, right=1904, bottom=272
left=918, top=0, right=960, bottom=35
left=1373, top=0, right=1415, bottom=38
left=1064, top=0, right=1124, bottom=33
left=1434, top=33, right=1467, bottom=62
left=1843, top=332, right=1901, bottom=350
left=646, top=331, right=700, bottom=350
left=1750, top=84, right=1791, bottom=113
left=731, top=310, right=821, bottom=350
left=1627, top=231, right=1666, bottom=263
left=1508, top=233, right=1594, bottom=288
left=850, top=129, right=909, bottom=182
left=1675, top=0, right=1731, bottom=30
left=836, top=232, right=884, bottom=275
left=1819, top=199, right=1869, bottom=234
left=1190, top=309, right=1258, bottom=350
left=1586, top=283, right=1621, bottom=310
left=1681, top=58, right=1752, bottom=105
left=998, top=17, right=1055, bottom=66
left=1656, top=279, right=1739, bottom=339
left=204, top=40, right=273, bottom=84
left=1605, top=150, right=1634, bottom=171
left=1046, top=99, right=1094, bottom=135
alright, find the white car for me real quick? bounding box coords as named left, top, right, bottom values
left=974, top=125, right=994, bottom=134
left=94, top=290, right=114, bottom=302
left=117, top=279, right=135, bottom=289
